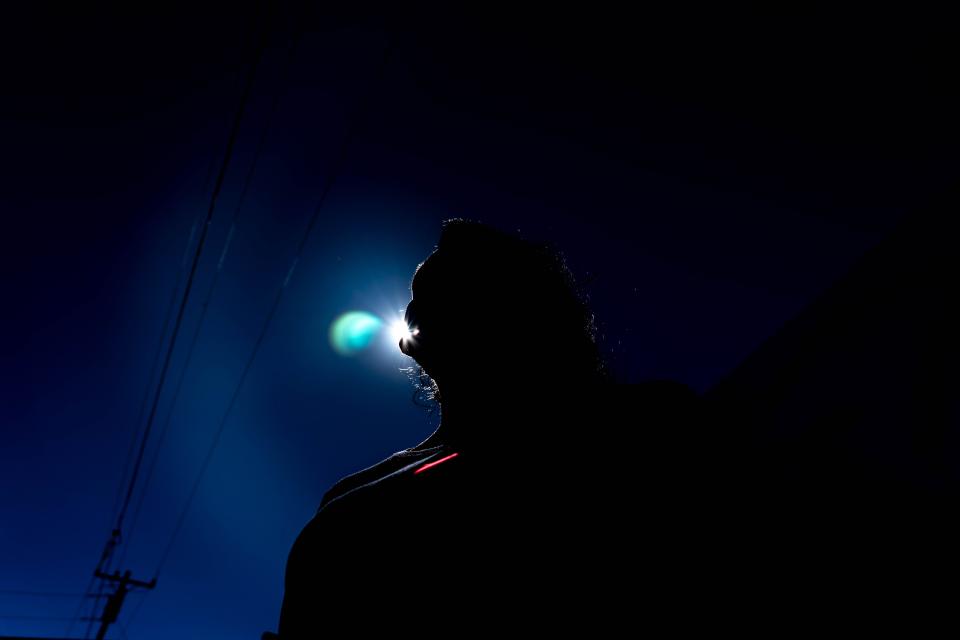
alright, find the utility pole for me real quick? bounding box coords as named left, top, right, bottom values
left=92, top=570, right=156, bottom=640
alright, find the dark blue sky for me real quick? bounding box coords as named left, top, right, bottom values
left=1, top=6, right=956, bottom=638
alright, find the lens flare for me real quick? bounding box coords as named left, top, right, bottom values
left=329, top=311, right=384, bottom=356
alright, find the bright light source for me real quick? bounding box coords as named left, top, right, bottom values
left=390, top=319, right=413, bottom=343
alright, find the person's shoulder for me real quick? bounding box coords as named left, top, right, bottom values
left=318, top=445, right=447, bottom=510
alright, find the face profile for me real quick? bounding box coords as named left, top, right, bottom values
left=397, top=249, right=461, bottom=384
left=396, top=219, right=607, bottom=400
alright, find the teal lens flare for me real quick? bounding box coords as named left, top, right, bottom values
left=329, top=311, right=384, bottom=356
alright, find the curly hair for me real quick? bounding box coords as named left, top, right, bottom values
left=405, top=219, right=609, bottom=410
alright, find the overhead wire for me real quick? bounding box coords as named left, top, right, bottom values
left=109, top=216, right=201, bottom=526
left=84, top=217, right=208, bottom=640
left=122, top=35, right=397, bottom=637
left=66, top=6, right=273, bottom=638
left=66, top=218, right=197, bottom=639
left=69, top=174, right=209, bottom=640
left=115, top=23, right=303, bottom=574
left=109, top=12, right=269, bottom=543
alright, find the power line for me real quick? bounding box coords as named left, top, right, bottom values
left=84, top=591, right=103, bottom=638
left=67, top=199, right=206, bottom=640
left=72, top=218, right=202, bottom=640
left=110, top=15, right=269, bottom=542
left=160, top=36, right=397, bottom=579
left=68, top=6, right=273, bottom=639
left=108, top=217, right=200, bottom=527
left=107, top=70, right=232, bottom=536
left=71, top=124, right=218, bottom=640
left=118, top=591, right=146, bottom=640
left=89, top=571, right=155, bottom=640
left=115, top=30, right=302, bottom=573
left=123, top=36, right=397, bottom=635
left=67, top=529, right=118, bottom=638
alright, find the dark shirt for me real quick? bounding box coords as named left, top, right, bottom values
left=273, top=383, right=711, bottom=637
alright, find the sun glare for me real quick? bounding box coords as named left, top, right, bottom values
left=390, top=319, right=413, bottom=343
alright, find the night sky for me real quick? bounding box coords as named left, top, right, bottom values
left=1, top=6, right=956, bottom=638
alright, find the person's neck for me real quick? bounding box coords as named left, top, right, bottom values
left=412, top=380, right=570, bottom=453
left=411, top=383, right=487, bottom=451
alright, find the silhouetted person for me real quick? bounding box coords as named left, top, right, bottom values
left=268, top=220, right=707, bottom=637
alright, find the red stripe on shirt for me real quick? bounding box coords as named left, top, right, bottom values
left=414, top=452, right=460, bottom=475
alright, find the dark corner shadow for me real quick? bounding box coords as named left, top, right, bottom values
left=267, top=202, right=957, bottom=636
left=703, top=183, right=958, bottom=522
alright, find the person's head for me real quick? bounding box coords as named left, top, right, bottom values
left=399, top=219, right=607, bottom=400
